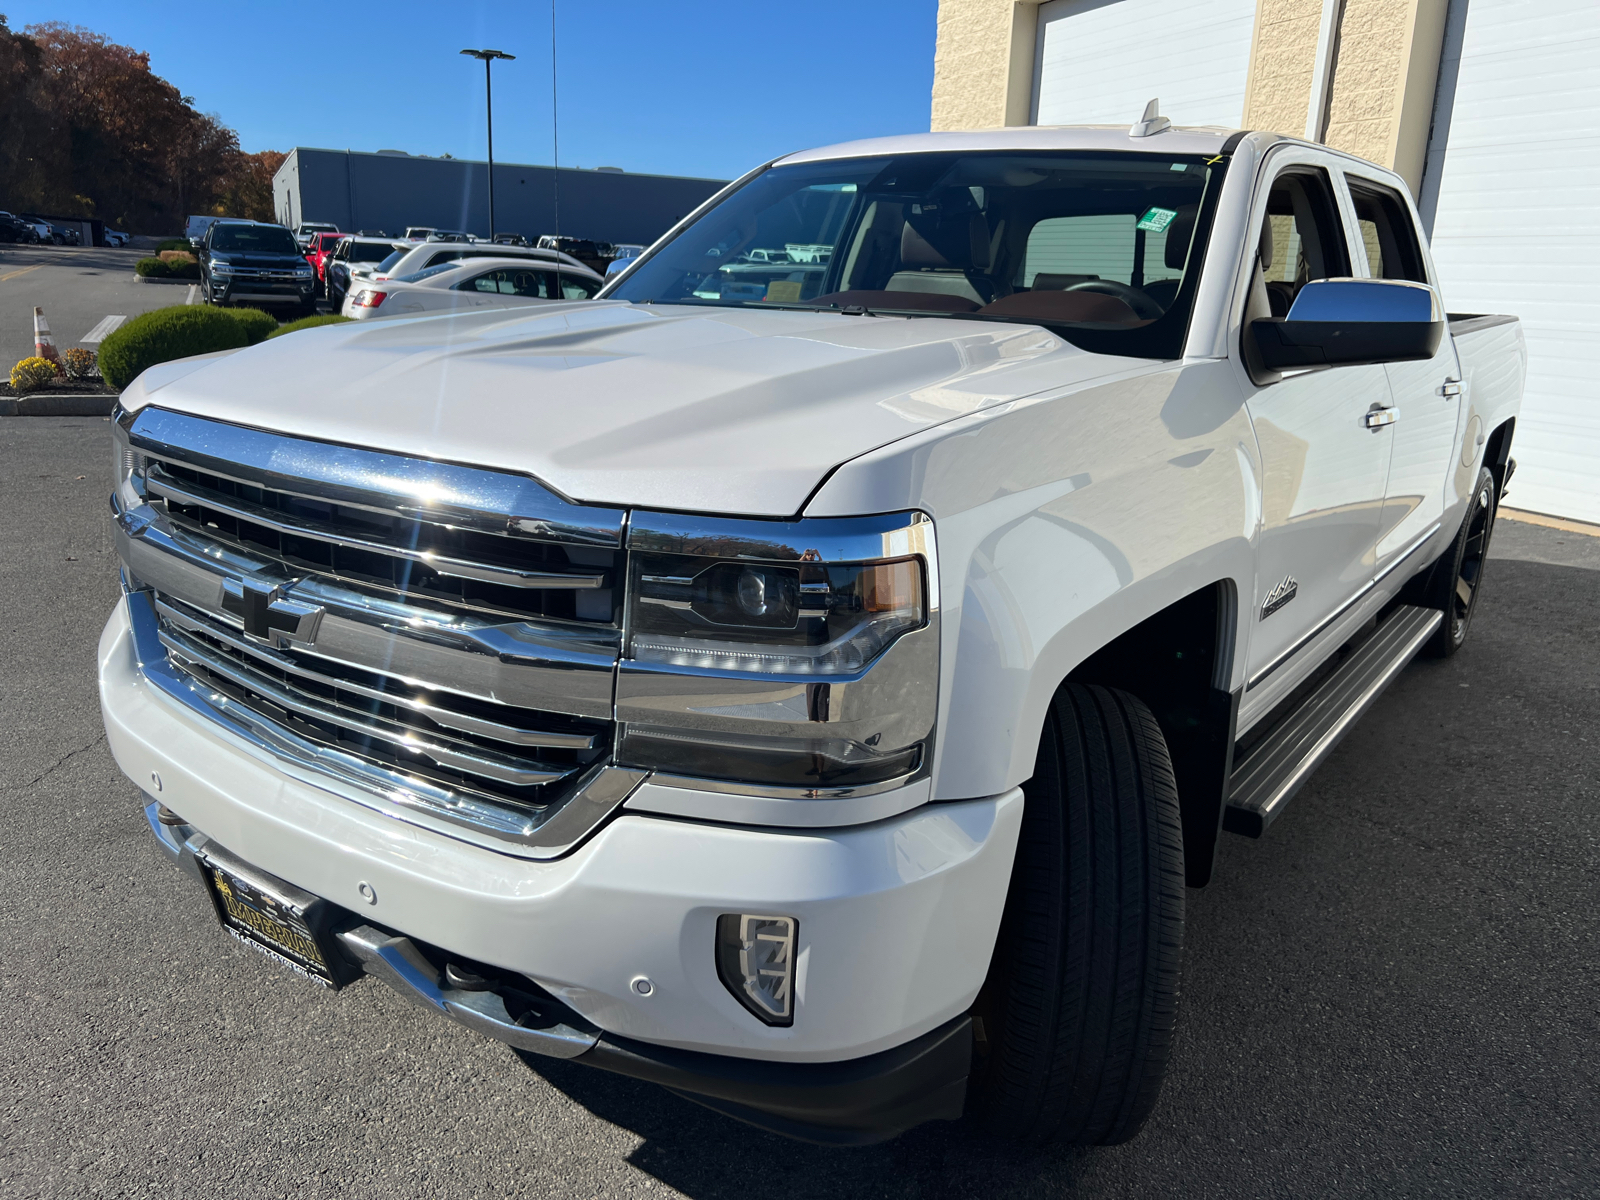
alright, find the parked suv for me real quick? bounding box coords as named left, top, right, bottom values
left=377, top=241, right=588, bottom=283
left=304, top=232, right=347, bottom=298
left=198, top=220, right=316, bottom=314
left=325, top=236, right=411, bottom=311
left=294, top=222, right=341, bottom=252
left=0, top=212, right=36, bottom=243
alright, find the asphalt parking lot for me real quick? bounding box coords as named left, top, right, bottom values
left=0, top=244, right=188, bottom=369
left=2, top=416, right=1596, bottom=1199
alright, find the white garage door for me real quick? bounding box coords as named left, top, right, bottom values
left=1423, top=0, right=1600, bottom=523
left=1033, top=0, right=1258, bottom=129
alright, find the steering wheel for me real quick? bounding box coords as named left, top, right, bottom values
left=1065, top=279, right=1164, bottom=321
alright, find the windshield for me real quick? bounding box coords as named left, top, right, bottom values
left=211, top=225, right=299, bottom=255
left=609, top=151, right=1228, bottom=358
left=375, top=249, right=408, bottom=273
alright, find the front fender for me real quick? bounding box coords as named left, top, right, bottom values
left=809, top=358, right=1260, bottom=799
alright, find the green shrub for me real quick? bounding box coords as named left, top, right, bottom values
left=157, top=239, right=191, bottom=253
left=99, top=306, right=249, bottom=390
left=134, top=257, right=169, bottom=278
left=167, top=260, right=200, bottom=280
left=267, top=313, right=353, bottom=339
left=225, top=307, right=278, bottom=345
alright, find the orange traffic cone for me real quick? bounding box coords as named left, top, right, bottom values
left=33, top=307, right=60, bottom=364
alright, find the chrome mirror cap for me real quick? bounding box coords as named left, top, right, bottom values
left=1284, top=277, right=1442, bottom=324
left=1253, top=277, right=1445, bottom=371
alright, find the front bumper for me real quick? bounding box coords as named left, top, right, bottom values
left=101, top=597, right=1022, bottom=1138
left=208, top=275, right=313, bottom=304
left=147, top=801, right=970, bottom=1144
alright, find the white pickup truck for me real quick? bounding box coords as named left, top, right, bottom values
left=100, top=121, right=1523, bottom=1147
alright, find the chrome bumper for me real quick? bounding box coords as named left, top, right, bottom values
left=145, top=797, right=600, bottom=1059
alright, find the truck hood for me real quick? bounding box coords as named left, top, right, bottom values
left=124, top=300, right=1136, bottom=516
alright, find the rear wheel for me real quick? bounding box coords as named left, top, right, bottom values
left=1421, top=466, right=1498, bottom=658
left=968, top=683, right=1184, bottom=1145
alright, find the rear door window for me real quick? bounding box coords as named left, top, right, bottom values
left=461, top=268, right=551, bottom=296
left=1346, top=178, right=1427, bottom=283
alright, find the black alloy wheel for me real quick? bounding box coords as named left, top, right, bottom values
left=1422, top=465, right=1498, bottom=658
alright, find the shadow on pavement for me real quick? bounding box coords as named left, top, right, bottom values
left=515, top=1050, right=1091, bottom=1198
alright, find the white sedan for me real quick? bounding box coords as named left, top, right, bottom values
left=341, top=256, right=606, bottom=320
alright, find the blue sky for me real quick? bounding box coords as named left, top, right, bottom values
left=5, top=1, right=938, bottom=180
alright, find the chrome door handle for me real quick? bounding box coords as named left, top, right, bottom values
left=1365, top=408, right=1398, bottom=429
left=1440, top=379, right=1462, bottom=397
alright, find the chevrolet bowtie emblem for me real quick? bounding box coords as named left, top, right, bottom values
left=219, top=578, right=325, bottom=646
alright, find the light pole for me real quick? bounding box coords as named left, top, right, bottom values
left=460, top=48, right=515, bottom=240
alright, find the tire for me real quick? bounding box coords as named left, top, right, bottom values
left=968, top=683, right=1185, bottom=1146
left=1419, top=466, right=1498, bottom=659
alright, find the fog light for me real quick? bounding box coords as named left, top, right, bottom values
left=716, top=913, right=796, bottom=1026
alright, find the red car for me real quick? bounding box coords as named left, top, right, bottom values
left=305, top=232, right=347, bottom=296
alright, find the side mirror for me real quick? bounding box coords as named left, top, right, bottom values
left=1251, top=278, right=1443, bottom=369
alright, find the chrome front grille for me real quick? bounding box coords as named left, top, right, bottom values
left=158, top=596, right=608, bottom=798
left=112, top=407, right=644, bottom=856
left=226, top=267, right=300, bottom=281
left=146, top=454, right=616, bottom=624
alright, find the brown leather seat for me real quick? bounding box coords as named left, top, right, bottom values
left=809, top=290, right=979, bottom=313
left=977, top=290, right=1139, bottom=324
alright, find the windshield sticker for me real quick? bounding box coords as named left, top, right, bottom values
left=1137, top=207, right=1178, bottom=232
left=764, top=281, right=804, bottom=303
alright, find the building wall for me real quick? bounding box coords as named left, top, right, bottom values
left=271, top=149, right=726, bottom=245
left=929, top=0, right=1595, bottom=522
left=932, top=0, right=1445, bottom=192
left=1239, top=0, right=1325, bottom=137
left=931, top=0, right=1043, bottom=130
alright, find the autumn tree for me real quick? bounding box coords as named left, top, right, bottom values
left=0, top=18, right=284, bottom=231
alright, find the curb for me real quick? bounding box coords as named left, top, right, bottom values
left=1499, top=507, right=1600, bottom=538
left=133, top=274, right=196, bottom=285
left=0, top=394, right=120, bottom=416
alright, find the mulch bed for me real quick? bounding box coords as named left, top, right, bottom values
left=1, top=377, right=119, bottom=397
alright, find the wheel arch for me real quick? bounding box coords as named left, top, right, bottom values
left=1065, top=580, right=1240, bottom=887
left=1483, top=416, right=1515, bottom=498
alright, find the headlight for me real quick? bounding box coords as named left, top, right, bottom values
left=295, top=264, right=313, bottom=277
left=630, top=556, right=923, bottom=674
left=210, top=261, right=234, bottom=275
left=617, top=511, right=938, bottom=795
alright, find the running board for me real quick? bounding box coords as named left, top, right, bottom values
left=1224, top=605, right=1442, bottom=838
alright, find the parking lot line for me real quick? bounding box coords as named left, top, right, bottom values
left=0, top=265, right=43, bottom=283
left=82, top=315, right=127, bottom=345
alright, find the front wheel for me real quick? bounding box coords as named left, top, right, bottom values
left=967, top=683, right=1184, bottom=1145
left=1421, top=466, right=1498, bottom=658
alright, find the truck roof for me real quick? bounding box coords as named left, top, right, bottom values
left=776, top=124, right=1242, bottom=165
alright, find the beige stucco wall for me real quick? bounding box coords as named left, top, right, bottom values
left=931, top=0, right=1044, bottom=130
left=1240, top=0, right=1325, bottom=138
left=931, top=0, right=1447, bottom=192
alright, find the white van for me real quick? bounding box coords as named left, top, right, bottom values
left=183, top=215, right=219, bottom=246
